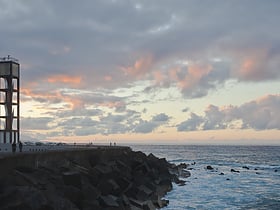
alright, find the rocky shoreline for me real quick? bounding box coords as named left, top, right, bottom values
left=0, top=147, right=190, bottom=210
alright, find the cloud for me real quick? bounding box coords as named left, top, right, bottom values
left=47, top=75, right=82, bottom=85
left=21, top=117, right=53, bottom=130
left=177, top=113, right=204, bottom=131
left=121, top=55, right=154, bottom=78
left=146, top=59, right=231, bottom=98
left=133, top=113, right=170, bottom=133
left=177, top=94, right=280, bottom=131
left=21, top=85, right=127, bottom=110
left=230, top=47, right=280, bottom=81
left=152, top=113, right=170, bottom=122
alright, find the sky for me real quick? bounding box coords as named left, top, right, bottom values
left=0, top=0, right=279, bottom=145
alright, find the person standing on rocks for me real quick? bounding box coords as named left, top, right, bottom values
left=19, top=141, right=23, bottom=152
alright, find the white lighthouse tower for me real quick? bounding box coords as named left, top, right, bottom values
left=0, top=55, right=20, bottom=144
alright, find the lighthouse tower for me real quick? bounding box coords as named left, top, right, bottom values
left=0, top=56, right=20, bottom=144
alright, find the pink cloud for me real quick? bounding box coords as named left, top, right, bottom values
left=121, top=55, right=154, bottom=78
left=168, top=62, right=213, bottom=96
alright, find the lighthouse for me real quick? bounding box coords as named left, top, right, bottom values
left=0, top=56, right=20, bottom=144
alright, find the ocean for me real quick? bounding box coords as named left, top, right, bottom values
left=130, top=145, right=280, bottom=210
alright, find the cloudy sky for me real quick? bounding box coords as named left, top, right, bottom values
left=1, top=0, right=279, bottom=144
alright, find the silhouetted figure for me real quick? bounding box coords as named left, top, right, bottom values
left=12, top=142, right=16, bottom=153
left=19, top=141, right=23, bottom=152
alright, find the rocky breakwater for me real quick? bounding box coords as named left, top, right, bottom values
left=0, top=147, right=189, bottom=210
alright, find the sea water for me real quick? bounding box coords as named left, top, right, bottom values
left=130, top=145, right=280, bottom=210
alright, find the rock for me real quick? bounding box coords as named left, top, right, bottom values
left=83, top=184, right=101, bottom=200
left=129, top=197, right=147, bottom=208
left=180, top=169, right=191, bottom=178
left=175, top=179, right=186, bottom=186
left=206, top=165, right=214, bottom=170
left=242, top=166, right=250, bottom=170
left=137, top=185, right=153, bottom=199
left=143, top=200, right=156, bottom=210
left=219, top=172, right=225, bottom=175
left=62, top=171, right=81, bottom=189
left=231, top=169, right=240, bottom=173
left=178, top=163, right=188, bottom=169
left=62, top=185, right=83, bottom=208
left=99, top=195, right=119, bottom=208
left=152, top=196, right=169, bottom=208
left=98, top=178, right=120, bottom=195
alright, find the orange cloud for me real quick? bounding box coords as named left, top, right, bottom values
left=21, top=87, right=84, bottom=110
left=47, top=75, right=82, bottom=85
left=153, top=70, right=165, bottom=85
left=121, top=55, right=154, bottom=78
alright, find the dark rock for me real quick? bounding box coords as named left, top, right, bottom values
left=143, top=200, right=156, bottom=210
left=129, top=197, right=146, bottom=208
left=62, top=185, right=83, bottom=209
left=176, top=179, right=186, bottom=186
left=180, top=169, right=191, bottom=178
left=136, top=185, right=153, bottom=200
left=99, top=195, right=119, bottom=208
left=178, top=163, right=188, bottom=169
left=226, top=178, right=230, bottom=181
left=206, top=165, right=214, bottom=170
left=219, top=172, right=225, bottom=175
left=62, top=171, right=82, bottom=189
left=242, top=166, right=250, bottom=170
left=275, top=170, right=278, bottom=172
left=231, top=169, right=240, bottom=173
left=157, top=179, right=172, bottom=196
left=83, top=184, right=101, bottom=200
left=98, top=178, right=120, bottom=195
left=152, top=195, right=169, bottom=208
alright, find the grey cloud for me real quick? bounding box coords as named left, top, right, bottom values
left=21, top=117, right=53, bottom=130
left=152, top=113, right=169, bottom=122
left=56, top=108, right=103, bottom=118
left=133, top=113, right=170, bottom=133
left=133, top=120, right=157, bottom=133
left=1, top=0, right=279, bottom=89
left=177, top=113, right=204, bottom=131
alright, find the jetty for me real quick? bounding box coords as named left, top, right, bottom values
left=0, top=146, right=188, bottom=209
